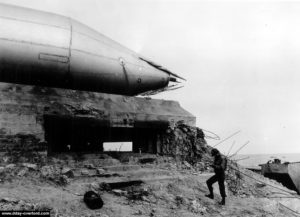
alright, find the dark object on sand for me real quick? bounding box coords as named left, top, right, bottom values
left=139, top=158, right=156, bottom=164
left=84, top=191, right=104, bottom=209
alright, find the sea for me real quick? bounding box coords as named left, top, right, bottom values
left=232, top=153, right=300, bottom=169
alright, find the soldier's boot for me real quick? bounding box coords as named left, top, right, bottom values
left=205, top=182, right=214, bottom=199
left=205, top=188, right=214, bottom=199
left=205, top=194, right=214, bottom=199
left=219, top=197, right=225, bottom=205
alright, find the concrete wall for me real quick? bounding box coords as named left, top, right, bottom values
left=0, top=82, right=196, bottom=161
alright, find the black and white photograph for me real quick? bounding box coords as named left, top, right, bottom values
left=0, top=0, right=299, bottom=216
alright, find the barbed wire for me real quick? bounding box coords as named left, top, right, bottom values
left=201, top=128, right=221, bottom=140
left=213, top=131, right=241, bottom=148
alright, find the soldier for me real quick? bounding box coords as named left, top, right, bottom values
left=205, top=148, right=227, bottom=205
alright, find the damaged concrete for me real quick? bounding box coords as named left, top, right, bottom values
left=157, top=121, right=207, bottom=162
left=0, top=82, right=195, bottom=161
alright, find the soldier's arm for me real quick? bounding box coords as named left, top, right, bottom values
left=213, top=157, right=223, bottom=170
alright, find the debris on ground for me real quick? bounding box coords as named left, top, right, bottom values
left=0, top=123, right=298, bottom=216
left=188, top=199, right=207, bottom=214
left=126, top=187, right=150, bottom=201
left=61, top=167, right=74, bottom=178
left=138, top=158, right=156, bottom=164
left=0, top=197, right=53, bottom=212
left=22, top=163, right=38, bottom=170
left=112, top=189, right=127, bottom=196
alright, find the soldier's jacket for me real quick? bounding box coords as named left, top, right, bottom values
left=213, top=154, right=227, bottom=174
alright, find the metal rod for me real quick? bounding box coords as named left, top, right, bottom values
left=226, top=141, right=235, bottom=156
left=213, top=130, right=241, bottom=148
left=229, top=141, right=250, bottom=158
left=234, top=156, right=250, bottom=162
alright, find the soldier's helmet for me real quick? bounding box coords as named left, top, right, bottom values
left=211, top=148, right=220, bottom=156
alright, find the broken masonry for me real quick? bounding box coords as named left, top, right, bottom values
left=0, top=83, right=202, bottom=162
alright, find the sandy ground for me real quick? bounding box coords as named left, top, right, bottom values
left=0, top=155, right=300, bottom=217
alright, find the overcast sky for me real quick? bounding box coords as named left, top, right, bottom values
left=0, top=0, right=300, bottom=155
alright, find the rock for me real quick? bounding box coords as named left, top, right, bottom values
left=1, top=198, right=19, bottom=203
left=135, top=210, right=143, bottom=215
left=112, top=189, right=127, bottom=196
left=126, top=188, right=149, bottom=200
left=81, top=169, right=90, bottom=176
left=101, top=158, right=120, bottom=166
left=34, top=203, right=53, bottom=211
left=83, top=191, right=104, bottom=210
left=99, top=182, right=111, bottom=191
left=170, top=204, right=177, bottom=209
left=96, top=168, right=106, bottom=174
left=0, top=167, right=5, bottom=173
left=189, top=200, right=207, bottom=214
left=141, top=196, right=150, bottom=202
left=18, top=157, right=27, bottom=163
left=58, top=175, right=69, bottom=185
left=183, top=161, right=192, bottom=169
left=22, top=163, right=37, bottom=170
left=150, top=208, right=156, bottom=217
left=5, top=164, right=16, bottom=169
left=84, top=164, right=96, bottom=169
left=18, top=200, right=26, bottom=206
left=2, top=156, right=9, bottom=163
left=17, top=168, right=28, bottom=176
left=40, top=165, right=54, bottom=177
left=175, top=195, right=188, bottom=206
left=256, top=182, right=266, bottom=188
left=241, top=193, right=247, bottom=198
left=103, top=165, right=141, bottom=172
left=194, top=162, right=205, bottom=171
left=89, top=182, right=100, bottom=192
left=61, top=167, right=74, bottom=178
left=96, top=172, right=121, bottom=178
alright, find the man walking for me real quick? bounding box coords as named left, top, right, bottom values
left=205, top=148, right=227, bottom=205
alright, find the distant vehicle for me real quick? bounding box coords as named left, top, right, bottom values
left=260, top=159, right=300, bottom=194
left=0, top=3, right=184, bottom=96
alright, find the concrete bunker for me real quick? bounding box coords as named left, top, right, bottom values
left=0, top=83, right=196, bottom=159
left=44, top=115, right=169, bottom=155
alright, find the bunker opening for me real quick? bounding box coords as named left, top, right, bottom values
left=103, top=142, right=133, bottom=152
left=44, top=115, right=168, bottom=155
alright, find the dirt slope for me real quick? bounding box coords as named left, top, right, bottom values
left=0, top=154, right=299, bottom=217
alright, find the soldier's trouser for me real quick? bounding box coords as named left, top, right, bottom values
left=206, top=173, right=226, bottom=198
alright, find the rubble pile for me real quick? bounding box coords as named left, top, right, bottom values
left=0, top=134, right=47, bottom=163
left=40, top=165, right=73, bottom=186
left=97, top=180, right=150, bottom=201
left=160, top=121, right=209, bottom=165
left=0, top=120, right=298, bottom=216
left=0, top=163, right=42, bottom=183
left=225, top=162, right=276, bottom=198
left=226, top=162, right=246, bottom=195
left=0, top=162, right=75, bottom=186
left=0, top=198, right=53, bottom=212
left=158, top=123, right=270, bottom=198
